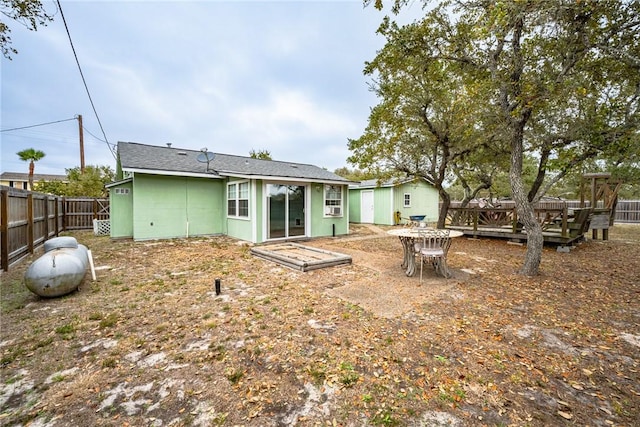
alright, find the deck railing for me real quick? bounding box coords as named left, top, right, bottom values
left=446, top=205, right=573, bottom=236
left=447, top=200, right=640, bottom=223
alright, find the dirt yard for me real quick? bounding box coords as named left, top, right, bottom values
left=1, top=224, right=639, bottom=426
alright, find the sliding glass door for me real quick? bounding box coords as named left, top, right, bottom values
left=267, top=184, right=305, bottom=239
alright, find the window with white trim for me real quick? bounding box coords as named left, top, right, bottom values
left=227, top=181, right=249, bottom=218
left=404, top=193, right=411, bottom=207
left=324, top=184, right=343, bottom=216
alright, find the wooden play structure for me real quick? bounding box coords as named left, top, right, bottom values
left=580, top=173, right=622, bottom=240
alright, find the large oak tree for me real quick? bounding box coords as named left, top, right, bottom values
left=361, top=0, right=639, bottom=275
left=348, top=17, right=504, bottom=228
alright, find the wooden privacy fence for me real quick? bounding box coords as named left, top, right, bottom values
left=615, top=200, right=640, bottom=223
left=0, top=186, right=109, bottom=271
left=448, top=200, right=640, bottom=223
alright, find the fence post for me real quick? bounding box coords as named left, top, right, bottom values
left=27, top=192, right=34, bottom=255
left=1, top=189, right=9, bottom=271
left=62, top=197, right=67, bottom=231
left=54, top=196, right=60, bottom=236
left=44, top=194, right=50, bottom=240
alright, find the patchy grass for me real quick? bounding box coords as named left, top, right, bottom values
left=0, top=225, right=638, bottom=426
left=0, top=277, right=34, bottom=313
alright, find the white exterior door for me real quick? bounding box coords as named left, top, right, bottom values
left=361, top=190, right=374, bottom=223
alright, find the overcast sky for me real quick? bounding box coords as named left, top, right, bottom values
left=1, top=0, right=422, bottom=176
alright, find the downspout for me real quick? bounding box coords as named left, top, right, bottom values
left=185, top=177, right=189, bottom=238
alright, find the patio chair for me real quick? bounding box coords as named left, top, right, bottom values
left=415, top=229, right=451, bottom=282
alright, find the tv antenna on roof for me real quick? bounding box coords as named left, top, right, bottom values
left=196, top=147, right=216, bottom=172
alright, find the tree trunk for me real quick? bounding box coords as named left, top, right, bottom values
left=437, top=190, right=450, bottom=229
left=510, top=132, right=543, bottom=276
left=28, top=161, right=35, bottom=190
left=511, top=175, right=543, bottom=276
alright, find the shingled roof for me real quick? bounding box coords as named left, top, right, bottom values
left=118, top=141, right=352, bottom=184
left=349, top=177, right=435, bottom=189
left=1, top=172, right=67, bottom=182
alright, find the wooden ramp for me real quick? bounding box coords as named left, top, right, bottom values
left=250, top=243, right=352, bottom=272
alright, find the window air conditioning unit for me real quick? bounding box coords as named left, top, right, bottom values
left=327, top=206, right=341, bottom=216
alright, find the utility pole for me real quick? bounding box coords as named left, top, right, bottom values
left=77, top=114, right=85, bottom=173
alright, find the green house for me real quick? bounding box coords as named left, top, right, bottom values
left=348, top=179, right=439, bottom=226
left=106, top=142, right=353, bottom=243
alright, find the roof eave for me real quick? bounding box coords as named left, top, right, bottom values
left=122, top=167, right=222, bottom=179
left=105, top=177, right=133, bottom=188
left=218, top=171, right=352, bottom=185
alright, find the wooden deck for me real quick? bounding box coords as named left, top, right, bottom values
left=446, top=206, right=596, bottom=245
left=447, top=225, right=584, bottom=245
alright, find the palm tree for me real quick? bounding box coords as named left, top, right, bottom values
left=17, top=148, right=46, bottom=190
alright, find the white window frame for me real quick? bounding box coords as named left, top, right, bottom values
left=227, top=180, right=250, bottom=219
left=324, top=184, right=343, bottom=217
left=403, top=193, right=411, bottom=207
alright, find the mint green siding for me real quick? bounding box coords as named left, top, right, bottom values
left=110, top=173, right=349, bottom=243
left=374, top=187, right=393, bottom=225
left=227, top=218, right=252, bottom=242
left=348, top=190, right=361, bottom=222
left=109, top=181, right=133, bottom=238
left=310, top=183, right=349, bottom=237
left=132, top=175, right=224, bottom=240
left=393, top=181, right=439, bottom=223
left=349, top=180, right=439, bottom=225
left=223, top=179, right=264, bottom=243
left=253, top=181, right=263, bottom=243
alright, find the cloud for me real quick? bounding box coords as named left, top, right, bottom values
left=2, top=0, right=419, bottom=174
left=233, top=87, right=358, bottom=146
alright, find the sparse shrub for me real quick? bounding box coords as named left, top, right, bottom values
left=434, top=355, right=448, bottom=363
left=371, top=409, right=400, bottom=426
left=102, top=357, right=117, bottom=368
left=32, top=337, right=54, bottom=350
left=225, top=368, right=244, bottom=384
left=99, top=313, right=119, bottom=329
left=88, top=312, right=103, bottom=321
left=55, top=323, right=75, bottom=339
left=209, top=344, right=227, bottom=361
left=307, top=364, right=326, bottom=384
left=50, top=374, right=65, bottom=383
left=339, top=362, right=359, bottom=387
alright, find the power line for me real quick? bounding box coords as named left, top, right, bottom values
left=56, top=0, right=115, bottom=160
left=82, top=126, right=106, bottom=143
left=82, top=126, right=117, bottom=151
left=0, top=117, right=76, bottom=132
left=2, top=118, right=116, bottom=151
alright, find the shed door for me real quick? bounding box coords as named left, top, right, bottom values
left=361, top=190, right=374, bottom=223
